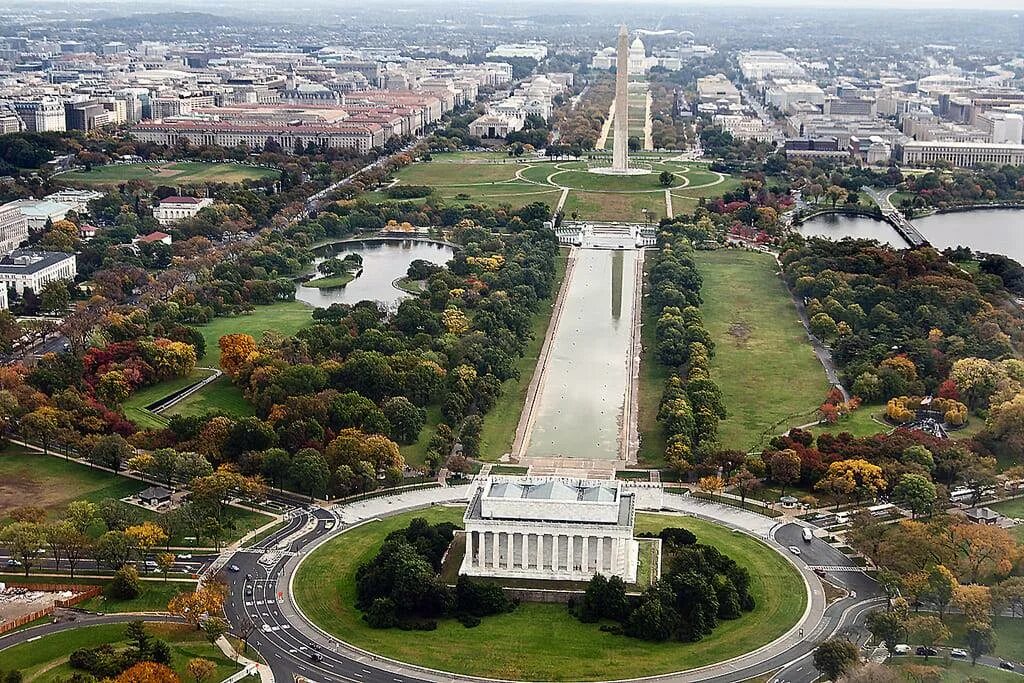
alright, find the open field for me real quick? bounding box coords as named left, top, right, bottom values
left=694, top=250, right=829, bottom=451
left=163, top=375, right=256, bottom=419
left=395, top=160, right=528, bottom=185
left=988, top=498, right=1024, bottom=542
left=479, top=248, right=569, bottom=460
left=561, top=190, right=664, bottom=222
left=59, top=161, right=279, bottom=187
left=942, top=615, right=1024, bottom=663
left=805, top=404, right=987, bottom=442
left=0, top=622, right=241, bottom=682
left=0, top=449, right=272, bottom=546
left=292, top=507, right=805, bottom=681
left=0, top=447, right=144, bottom=520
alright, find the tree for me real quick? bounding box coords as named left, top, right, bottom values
left=964, top=621, right=995, bottom=665
left=187, top=658, right=216, bottom=683
left=19, top=407, right=59, bottom=454
left=95, top=530, right=133, bottom=569
left=108, top=565, right=143, bottom=599
left=168, top=585, right=226, bottom=629
left=906, top=616, right=950, bottom=659
left=697, top=475, right=725, bottom=497
left=993, top=576, right=1024, bottom=619
left=460, top=415, right=482, bottom=459
left=767, top=449, right=801, bottom=496
left=810, top=313, right=840, bottom=341
left=926, top=565, right=958, bottom=621
left=729, top=467, right=762, bottom=506
left=382, top=396, right=426, bottom=445
left=126, top=521, right=169, bottom=571
left=953, top=584, right=992, bottom=624
left=291, top=448, right=330, bottom=500
left=39, top=279, right=70, bottom=314
left=950, top=523, right=1017, bottom=584
left=0, top=522, right=43, bottom=576
left=659, top=171, right=675, bottom=187
left=88, top=434, right=133, bottom=472
left=814, top=638, right=861, bottom=681
left=815, top=459, right=886, bottom=505
left=218, top=333, right=257, bottom=379
left=156, top=552, right=176, bottom=582
left=65, top=500, right=99, bottom=534
left=201, top=616, right=228, bottom=644
left=893, top=474, right=936, bottom=518
left=865, top=609, right=906, bottom=656
left=114, top=662, right=180, bottom=683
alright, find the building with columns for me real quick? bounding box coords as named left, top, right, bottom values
left=461, top=477, right=638, bottom=583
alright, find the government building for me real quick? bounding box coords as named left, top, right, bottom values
left=461, top=477, right=638, bottom=583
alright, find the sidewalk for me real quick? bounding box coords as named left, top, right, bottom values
left=215, top=634, right=274, bottom=683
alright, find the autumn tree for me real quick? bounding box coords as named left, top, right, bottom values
left=126, top=521, right=169, bottom=571
left=767, top=449, right=801, bottom=496
left=949, top=523, right=1017, bottom=584
left=953, top=584, right=992, bottom=624
left=729, top=467, right=762, bottom=506
left=219, top=333, right=257, bottom=379
left=187, top=658, right=216, bottom=683
left=815, top=459, right=886, bottom=505
left=168, top=584, right=227, bottom=629
left=115, top=662, right=181, bottom=683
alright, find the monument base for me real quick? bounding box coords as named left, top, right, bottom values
left=588, top=166, right=652, bottom=176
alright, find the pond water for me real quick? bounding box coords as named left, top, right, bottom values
left=800, top=209, right=1024, bottom=263
left=295, top=239, right=454, bottom=309
left=523, top=248, right=638, bottom=461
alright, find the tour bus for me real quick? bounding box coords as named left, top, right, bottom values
left=867, top=502, right=896, bottom=517
left=801, top=527, right=814, bottom=543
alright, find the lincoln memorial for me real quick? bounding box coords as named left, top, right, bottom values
left=460, top=477, right=638, bottom=583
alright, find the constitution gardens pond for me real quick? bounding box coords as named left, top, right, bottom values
left=799, top=208, right=1024, bottom=262
left=292, top=506, right=806, bottom=681
left=294, top=238, right=454, bottom=309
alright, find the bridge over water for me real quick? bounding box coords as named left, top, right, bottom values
left=860, top=186, right=928, bottom=247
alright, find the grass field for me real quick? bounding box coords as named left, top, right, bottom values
left=0, top=623, right=241, bottom=682
left=163, top=375, right=255, bottom=419
left=59, top=161, right=279, bottom=187
left=988, top=499, right=1024, bottom=542
left=806, top=404, right=987, bottom=443
left=0, top=449, right=272, bottom=546
left=561, top=190, right=665, bottom=222
left=478, top=248, right=569, bottom=460
left=694, top=250, right=829, bottom=451
left=292, top=507, right=806, bottom=681
left=942, top=615, right=1024, bottom=662
left=123, top=368, right=218, bottom=429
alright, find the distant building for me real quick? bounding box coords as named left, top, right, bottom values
left=898, top=140, right=1024, bottom=167
left=0, top=202, right=28, bottom=256
left=0, top=249, right=77, bottom=294
left=153, top=196, right=214, bottom=226
left=487, top=44, right=548, bottom=61
left=135, top=230, right=172, bottom=246
left=43, top=189, right=104, bottom=214
left=5, top=199, right=73, bottom=230
left=469, top=114, right=523, bottom=139
left=696, top=74, right=741, bottom=111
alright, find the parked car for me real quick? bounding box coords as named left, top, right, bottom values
left=893, top=645, right=912, bottom=655
left=176, top=553, right=192, bottom=560
left=6, top=559, right=21, bottom=567
left=916, top=647, right=938, bottom=657
left=788, top=546, right=802, bottom=555
left=228, top=564, right=240, bottom=572
left=814, top=568, right=828, bottom=577
left=950, top=649, right=967, bottom=659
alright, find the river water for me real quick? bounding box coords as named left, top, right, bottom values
left=523, top=248, right=638, bottom=461
left=295, top=239, right=455, bottom=309
left=799, top=209, right=1024, bottom=263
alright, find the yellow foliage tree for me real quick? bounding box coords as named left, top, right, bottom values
left=218, top=333, right=258, bottom=379
left=814, top=459, right=887, bottom=504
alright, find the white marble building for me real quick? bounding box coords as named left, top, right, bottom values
left=461, top=477, right=638, bottom=583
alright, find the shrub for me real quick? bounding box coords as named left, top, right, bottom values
left=106, top=566, right=142, bottom=600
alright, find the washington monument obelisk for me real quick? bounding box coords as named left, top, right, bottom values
left=612, top=25, right=629, bottom=172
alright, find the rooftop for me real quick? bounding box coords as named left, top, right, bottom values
left=0, top=249, right=74, bottom=275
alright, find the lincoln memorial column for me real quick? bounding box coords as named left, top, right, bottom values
left=466, top=531, right=474, bottom=568
left=582, top=535, right=590, bottom=574
left=506, top=533, right=515, bottom=570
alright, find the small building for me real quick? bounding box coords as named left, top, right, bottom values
left=153, top=196, right=214, bottom=226
left=0, top=249, right=77, bottom=295
left=965, top=507, right=1001, bottom=525
left=137, top=486, right=173, bottom=507
left=135, top=231, right=172, bottom=246
left=78, top=224, right=98, bottom=240
left=461, top=477, right=638, bottom=583
left=469, top=113, right=523, bottom=139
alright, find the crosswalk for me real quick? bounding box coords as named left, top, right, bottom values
left=808, top=565, right=867, bottom=572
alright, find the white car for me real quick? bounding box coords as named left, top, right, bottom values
left=950, top=649, right=968, bottom=659
left=893, top=644, right=912, bottom=655
left=176, top=553, right=192, bottom=560
left=788, top=546, right=802, bottom=555
left=261, top=624, right=273, bottom=633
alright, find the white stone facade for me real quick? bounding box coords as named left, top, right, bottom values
left=461, top=477, right=638, bottom=583
left=0, top=202, right=28, bottom=257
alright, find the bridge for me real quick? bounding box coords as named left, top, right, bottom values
left=860, top=186, right=929, bottom=247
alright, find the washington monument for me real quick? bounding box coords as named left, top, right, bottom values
left=612, top=25, right=629, bottom=172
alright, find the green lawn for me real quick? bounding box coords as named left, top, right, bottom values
left=943, top=614, right=1024, bottom=663
left=806, top=404, right=987, bottom=443
left=478, top=248, right=569, bottom=461
left=59, top=161, right=278, bottom=187
left=123, top=368, right=218, bottom=429
left=163, top=375, right=255, bottom=419
left=890, top=657, right=1022, bottom=683
left=292, top=507, right=805, bottom=681
left=988, top=499, right=1024, bottom=542
left=302, top=272, right=357, bottom=288
left=562, top=190, right=665, bottom=222
left=0, top=622, right=241, bottom=682
left=694, top=250, right=829, bottom=451
left=399, top=405, right=443, bottom=469
left=394, top=160, right=530, bottom=186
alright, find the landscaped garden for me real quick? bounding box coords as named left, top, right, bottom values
left=292, top=506, right=805, bottom=681
left=58, top=161, right=279, bottom=187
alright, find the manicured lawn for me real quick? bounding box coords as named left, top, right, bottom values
left=941, top=614, right=1024, bottom=663
left=0, top=622, right=241, bottom=682
left=302, top=271, right=357, bottom=288
left=123, top=368, right=217, bottom=429
left=393, top=160, right=529, bottom=186
left=163, top=375, right=255, bottom=419
left=399, top=405, right=443, bottom=469
left=562, top=190, right=665, bottom=222
left=988, top=498, right=1024, bottom=542
left=890, top=657, right=1022, bottom=683
left=74, top=579, right=194, bottom=613
left=694, top=250, right=829, bottom=451
left=478, top=248, right=569, bottom=461
left=637, top=256, right=670, bottom=467
left=292, top=507, right=805, bottom=681
left=59, top=161, right=278, bottom=187
left=806, top=404, right=987, bottom=443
